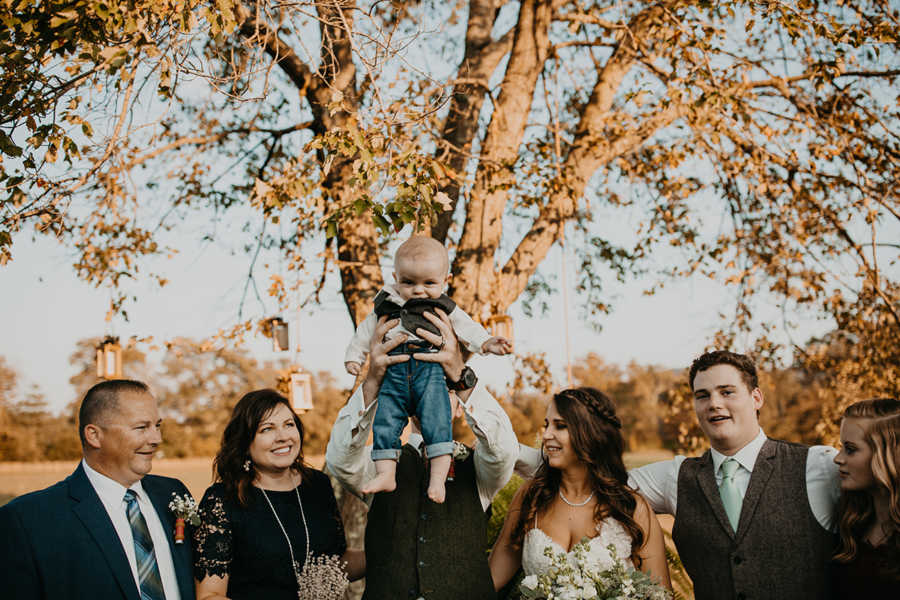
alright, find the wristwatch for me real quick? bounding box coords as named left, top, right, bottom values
left=447, top=366, right=478, bottom=391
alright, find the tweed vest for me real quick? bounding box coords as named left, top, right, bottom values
left=363, top=444, right=496, bottom=600
left=672, top=439, right=836, bottom=600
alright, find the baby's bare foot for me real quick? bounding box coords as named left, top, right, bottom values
left=362, top=472, right=397, bottom=495
left=427, top=480, right=446, bottom=503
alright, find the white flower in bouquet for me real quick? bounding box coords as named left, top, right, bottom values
left=519, top=539, right=672, bottom=600
left=296, top=552, right=349, bottom=600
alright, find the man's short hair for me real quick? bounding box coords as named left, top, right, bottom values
left=689, top=351, right=759, bottom=392
left=78, top=380, right=150, bottom=446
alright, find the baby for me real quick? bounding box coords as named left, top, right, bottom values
left=345, top=235, right=512, bottom=503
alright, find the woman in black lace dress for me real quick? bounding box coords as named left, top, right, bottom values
left=193, top=389, right=364, bottom=600
left=832, top=398, right=900, bottom=598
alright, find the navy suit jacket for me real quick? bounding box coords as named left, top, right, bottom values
left=0, top=463, right=195, bottom=600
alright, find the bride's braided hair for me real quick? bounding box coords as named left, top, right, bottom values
left=507, top=388, right=644, bottom=566
left=577, top=388, right=623, bottom=430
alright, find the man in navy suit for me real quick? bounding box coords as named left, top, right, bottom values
left=0, top=379, right=195, bottom=600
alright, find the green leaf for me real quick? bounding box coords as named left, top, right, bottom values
left=372, top=213, right=390, bottom=234
left=0, top=131, right=22, bottom=157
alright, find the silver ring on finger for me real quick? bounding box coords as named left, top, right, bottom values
left=438, top=335, right=445, bottom=351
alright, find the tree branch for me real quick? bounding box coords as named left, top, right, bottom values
left=432, top=0, right=516, bottom=243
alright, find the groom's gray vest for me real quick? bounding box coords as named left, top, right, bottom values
left=672, top=439, right=836, bottom=600
left=363, top=444, right=496, bottom=600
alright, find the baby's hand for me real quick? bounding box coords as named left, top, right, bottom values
left=482, top=336, right=512, bottom=355
left=345, top=361, right=362, bottom=375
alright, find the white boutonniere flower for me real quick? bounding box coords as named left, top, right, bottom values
left=452, top=441, right=470, bottom=460
left=168, top=493, right=200, bottom=544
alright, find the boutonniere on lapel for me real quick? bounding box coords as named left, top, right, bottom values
left=447, top=441, right=470, bottom=482
left=168, top=493, right=200, bottom=544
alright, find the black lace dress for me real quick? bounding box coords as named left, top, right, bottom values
left=193, top=470, right=347, bottom=600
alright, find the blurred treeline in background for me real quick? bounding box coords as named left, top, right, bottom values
left=0, top=334, right=860, bottom=463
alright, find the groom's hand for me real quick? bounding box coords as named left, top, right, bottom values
left=362, top=317, right=408, bottom=408
left=413, top=309, right=467, bottom=384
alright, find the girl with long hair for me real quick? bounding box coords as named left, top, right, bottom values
left=832, top=397, right=900, bottom=597
left=489, top=387, right=670, bottom=590
left=193, top=389, right=364, bottom=600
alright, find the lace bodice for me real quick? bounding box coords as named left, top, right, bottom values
left=522, top=519, right=634, bottom=577
left=192, top=471, right=346, bottom=600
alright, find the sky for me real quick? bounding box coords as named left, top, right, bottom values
left=0, top=225, right=814, bottom=415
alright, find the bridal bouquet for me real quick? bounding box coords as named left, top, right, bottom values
left=519, top=541, right=671, bottom=600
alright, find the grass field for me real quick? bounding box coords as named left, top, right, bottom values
left=0, top=455, right=326, bottom=505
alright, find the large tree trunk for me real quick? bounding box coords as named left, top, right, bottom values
left=432, top=0, right=513, bottom=244
left=450, top=0, right=554, bottom=318
left=312, top=1, right=384, bottom=325
left=237, top=0, right=384, bottom=324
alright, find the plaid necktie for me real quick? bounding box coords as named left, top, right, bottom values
left=124, top=489, right=166, bottom=600
left=718, top=458, right=743, bottom=533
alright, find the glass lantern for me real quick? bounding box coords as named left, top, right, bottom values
left=95, top=337, right=123, bottom=379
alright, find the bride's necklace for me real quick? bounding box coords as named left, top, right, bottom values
left=260, top=485, right=309, bottom=600
left=559, top=489, right=594, bottom=507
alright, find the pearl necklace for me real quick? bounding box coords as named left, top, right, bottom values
left=559, top=489, right=594, bottom=507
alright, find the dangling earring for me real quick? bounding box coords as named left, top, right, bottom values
left=243, top=459, right=252, bottom=472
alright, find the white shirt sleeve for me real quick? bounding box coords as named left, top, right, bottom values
left=460, top=383, right=519, bottom=510
left=806, top=445, right=840, bottom=531
left=448, top=307, right=492, bottom=354
left=627, top=456, right=685, bottom=516
left=344, top=311, right=378, bottom=365
left=324, top=385, right=378, bottom=505
left=514, top=444, right=542, bottom=479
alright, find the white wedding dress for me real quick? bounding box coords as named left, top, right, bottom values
left=522, top=518, right=634, bottom=577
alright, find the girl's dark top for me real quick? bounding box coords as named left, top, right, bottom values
left=832, top=538, right=900, bottom=599
left=193, top=469, right=347, bottom=600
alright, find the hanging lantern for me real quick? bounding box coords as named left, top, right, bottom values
left=266, top=317, right=290, bottom=352
left=486, top=314, right=514, bottom=343
left=95, top=336, right=123, bottom=379
left=289, top=371, right=313, bottom=412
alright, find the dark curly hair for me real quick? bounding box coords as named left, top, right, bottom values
left=509, top=387, right=645, bottom=566
left=688, top=350, right=758, bottom=392
left=212, top=389, right=312, bottom=506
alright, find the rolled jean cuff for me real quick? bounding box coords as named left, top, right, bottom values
left=371, top=448, right=401, bottom=461
left=425, top=441, right=454, bottom=458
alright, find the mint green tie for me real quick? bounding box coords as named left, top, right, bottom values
left=719, top=458, right=742, bottom=532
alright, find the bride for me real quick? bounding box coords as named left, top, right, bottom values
left=489, top=387, right=671, bottom=591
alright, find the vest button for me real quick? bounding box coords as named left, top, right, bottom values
left=419, top=536, right=426, bottom=543
left=733, top=555, right=743, bottom=564
left=418, top=560, right=426, bottom=567
left=737, top=593, right=746, bottom=600
left=420, top=513, right=427, bottom=520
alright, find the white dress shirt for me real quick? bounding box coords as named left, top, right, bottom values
left=82, top=460, right=181, bottom=600
left=344, top=285, right=493, bottom=365
left=325, top=382, right=519, bottom=510
left=626, top=428, right=841, bottom=531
